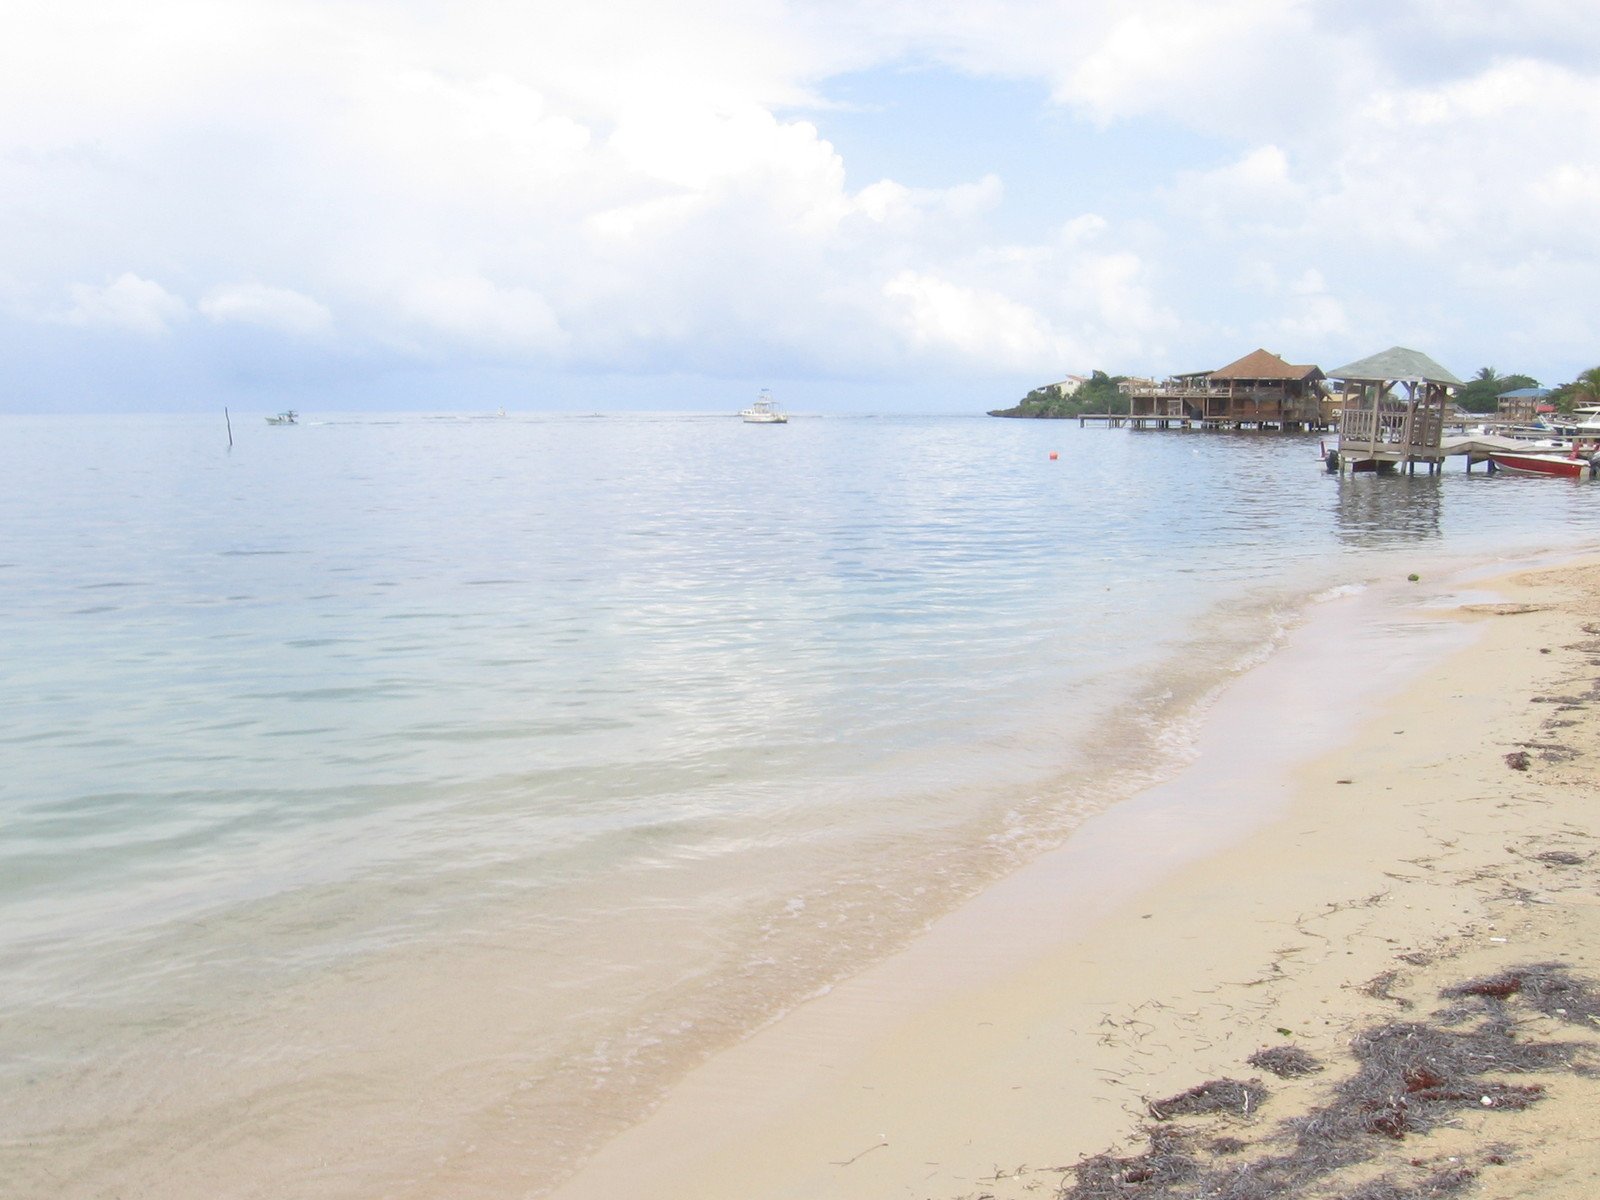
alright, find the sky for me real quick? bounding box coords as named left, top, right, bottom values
left=2, top=0, right=1597, bottom=414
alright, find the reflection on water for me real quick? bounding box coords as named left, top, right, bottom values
left=1333, top=473, right=1443, bottom=547
left=2, top=414, right=1598, bottom=1200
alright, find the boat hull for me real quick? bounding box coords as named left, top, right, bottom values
left=1489, top=452, right=1589, bottom=478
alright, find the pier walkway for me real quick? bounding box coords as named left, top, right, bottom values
left=1077, top=413, right=1325, bottom=431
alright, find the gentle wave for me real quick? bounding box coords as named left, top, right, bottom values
left=2, top=411, right=1597, bottom=1198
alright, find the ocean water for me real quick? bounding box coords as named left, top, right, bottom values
left=2, top=410, right=1596, bottom=1198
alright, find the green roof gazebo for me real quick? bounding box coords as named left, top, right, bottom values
left=1332, top=346, right=1462, bottom=474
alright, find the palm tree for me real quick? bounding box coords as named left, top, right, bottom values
left=1458, top=367, right=1504, bottom=413
left=1575, top=367, right=1600, bottom=405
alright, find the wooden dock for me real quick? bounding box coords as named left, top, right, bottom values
left=1441, top=434, right=1589, bottom=471
left=1077, top=413, right=1320, bottom=431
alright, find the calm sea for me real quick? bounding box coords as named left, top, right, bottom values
left=2, top=410, right=1595, bottom=1197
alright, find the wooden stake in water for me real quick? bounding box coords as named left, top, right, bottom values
left=225, top=407, right=233, bottom=448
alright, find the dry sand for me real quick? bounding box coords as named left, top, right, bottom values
left=548, top=558, right=1600, bottom=1200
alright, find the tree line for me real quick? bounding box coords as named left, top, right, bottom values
left=992, top=364, right=1600, bottom=418
left=987, top=370, right=1128, bottom=418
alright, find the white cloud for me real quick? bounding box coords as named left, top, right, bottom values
left=883, top=269, right=1062, bottom=369
left=200, top=284, right=332, bottom=337
left=852, top=174, right=1001, bottom=228
left=397, top=276, right=568, bottom=356
left=1052, top=0, right=1327, bottom=128
left=1273, top=270, right=1351, bottom=341
left=58, top=273, right=188, bottom=335
left=1057, top=215, right=1109, bottom=246
left=2, top=1, right=1598, bottom=406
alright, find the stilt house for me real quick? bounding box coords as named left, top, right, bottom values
left=1203, top=349, right=1327, bottom=427
left=1332, top=347, right=1461, bottom=473
left=1124, top=350, right=1326, bottom=429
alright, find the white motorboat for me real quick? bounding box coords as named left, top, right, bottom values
left=739, top=390, right=788, bottom=424
left=266, top=410, right=299, bottom=425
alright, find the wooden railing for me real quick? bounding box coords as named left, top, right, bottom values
left=1340, top=408, right=1380, bottom=444
left=1339, top=405, right=1447, bottom=455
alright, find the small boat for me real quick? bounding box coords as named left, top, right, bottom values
left=265, top=410, right=299, bottom=425
left=739, top=390, right=788, bottom=424
left=1488, top=449, right=1597, bottom=479
left=1543, top=405, right=1600, bottom=437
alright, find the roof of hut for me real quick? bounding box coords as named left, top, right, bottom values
left=1329, top=346, right=1462, bottom=386
left=1210, top=349, right=1323, bottom=382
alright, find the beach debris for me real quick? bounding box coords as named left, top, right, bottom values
left=828, top=1138, right=888, bottom=1167
left=1336, top=1167, right=1478, bottom=1199
left=1147, top=1078, right=1265, bottom=1120
left=1359, top=970, right=1415, bottom=1010
left=1441, top=961, right=1600, bottom=1025
left=1503, top=750, right=1531, bottom=770
left=1407, top=573, right=1420, bottom=582
left=1248, top=1045, right=1323, bottom=1078
left=1058, top=964, right=1598, bottom=1200
left=1062, top=1126, right=1200, bottom=1197
left=1305, top=1021, right=1550, bottom=1142
left=1533, top=849, right=1586, bottom=867
left=1461, top=602, right=1546, bottom=617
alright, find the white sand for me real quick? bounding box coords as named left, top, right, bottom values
left=547, top=559, right=1600, bottom=1200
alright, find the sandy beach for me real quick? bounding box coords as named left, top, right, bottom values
left=548, top=556, right=1600, bottom=1200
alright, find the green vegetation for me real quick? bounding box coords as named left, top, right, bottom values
left=989, top=369, right=1128, bottom=418
left=1454, top=366, right=1541, bottom=413
left=1549, top=366, right=1600, bottom=413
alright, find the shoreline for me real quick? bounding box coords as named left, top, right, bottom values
left=546, top=555, right=1600, bottom=1200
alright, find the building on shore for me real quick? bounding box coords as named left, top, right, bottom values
left=1496, top=387, right=1553, bottom=425
left=1332, top=346, right=1462, bottom=474
left=1119, top=349, right=1329, bottom=430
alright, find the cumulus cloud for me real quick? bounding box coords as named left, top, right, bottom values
left=1, top=0, right=1597, bottom=408
left=883, top=269, right=1062, bottom=368
left=200, top=284, right=332, bottom=336
left=397, top=276, right=568, bottom=356
left=58, top=274, right=188, bottom=335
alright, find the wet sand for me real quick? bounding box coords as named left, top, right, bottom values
left=548, top=556, right=1600, bottom=1200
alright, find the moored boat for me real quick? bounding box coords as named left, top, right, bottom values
left=1488, top=449, right=1596, bottom=478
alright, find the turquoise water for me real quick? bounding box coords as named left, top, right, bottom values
left=2, top=411, right=1595, bottom=1197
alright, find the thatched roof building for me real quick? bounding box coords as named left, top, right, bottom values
left=1123, top=348, right=1329, bottom=429
left=1211, top=348, right=1325, bottom=387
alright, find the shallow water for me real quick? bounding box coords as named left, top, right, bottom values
left=2, top=411, right=1594, bottom=1196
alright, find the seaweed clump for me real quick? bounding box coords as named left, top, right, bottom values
left=1295, top=1019, right=1554, bottom=1147
left=1247, top=1045, right=1323, bottom=1079
left=1057, top=964, right=1599, bottom=1200
left=1336, top=1167, right=1478, bottom=1199
left=1441, top=961, right=1600, bottom=1027
left=1148, top=1078, right=1266, bottom=1120
left=1063, top=1125, right=1200, bottom=1198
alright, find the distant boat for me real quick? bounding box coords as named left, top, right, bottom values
left=265, top=410, right=299, bottom=426
left=740, top=390, right=788, bottom=424
left=1489, top=449, right=1596, bottom=479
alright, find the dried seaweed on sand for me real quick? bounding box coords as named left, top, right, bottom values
left=1147, top=1078, right=1266, bottom=1120
left=1058, top=964, right=1599, bottom=1200
left=1246, top=1045, right=1323, bottom=1079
